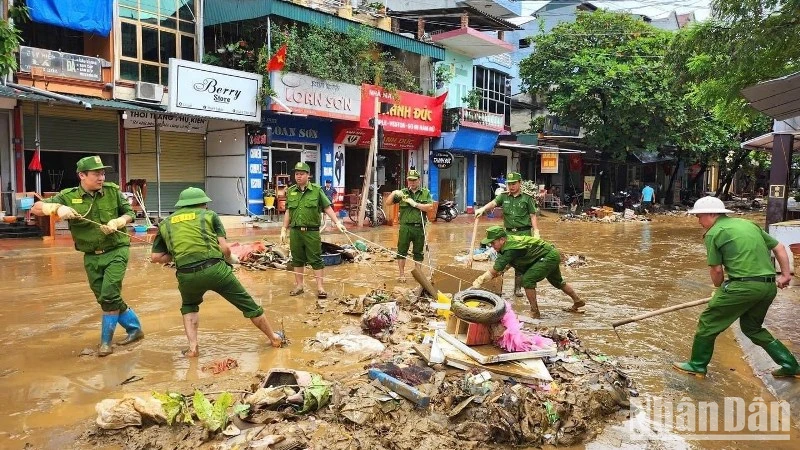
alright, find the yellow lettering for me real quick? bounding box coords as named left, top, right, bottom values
left=170, top=212, right=196, bottom=223
left=71, top=199, right=83, bottom=204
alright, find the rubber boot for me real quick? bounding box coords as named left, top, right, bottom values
left=672, top=336, right=715, bottom=378
left=98, top=313, right=119, bottom=357
left=762, top=340, right=800, bottom=378
left=117, top=308, right=144, bottom=345
left=514, top=275, right=524, bottom=297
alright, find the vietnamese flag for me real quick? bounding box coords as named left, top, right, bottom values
left=266, top=44, right=287, bottom=72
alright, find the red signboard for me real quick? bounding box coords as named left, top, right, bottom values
left=360, top=84, right=446, bottom=137
left=334, top=125, right=422, bottom=150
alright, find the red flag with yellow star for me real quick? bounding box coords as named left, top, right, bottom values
left=267, top=45, right=287, bottom=72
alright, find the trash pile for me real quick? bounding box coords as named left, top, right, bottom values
left=81, top=280, right=634, bottom=450
left=454, top=246, right=498, bottom=264
left=562, top=254, right=588, bottom=268
left=559, top=207, right=651, bottom=223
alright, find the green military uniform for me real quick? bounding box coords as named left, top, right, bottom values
left=151, top=189, right=264, bottom=318
left=44, top=181, right=134, bottom=312
left=494, top=176, right=537, bottom=236
left=391, top=183, right=433, bottom=262
left=492, top=234, right=565, bottom=289
left=286, top=171, right=331, bottom=270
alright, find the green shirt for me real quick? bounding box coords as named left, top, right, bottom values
left=704, top=216, right=778, bottom=278
left=494, top=191, right=537, bottom=229
left=44, top=183, right=135, bottom=253
left=152, top=207, right=226, bottom=268
left=286, top=183, right=331, bottom=227
left=493, top=235, right=554, bottom=272
left=392, top=187, right=432, bottom=225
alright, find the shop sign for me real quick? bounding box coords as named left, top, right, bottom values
left=167, top=59, right=262, bottom=123
left=334, top=126, right=422, bottom=150
left=541, top=152, right=559, bottom=174
left=270, top=72, right=360, bottom=121
left=123, top=111, right=208, bottom=133
left=431, top=151, right=454, bottom=169
left=19, top=46, right=103, bottom=82
left=544, top=115, right=580, bottom=137
left=360, top=84, right=446, bottom=137
left=583, top=176, right=595, bottom=200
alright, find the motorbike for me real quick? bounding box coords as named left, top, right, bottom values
left=611, top=190, right=638, bottom=212
left=436, top=200, right=459, bottom=222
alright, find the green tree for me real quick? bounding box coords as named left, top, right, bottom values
left=0, top=1, right=29, bottom=78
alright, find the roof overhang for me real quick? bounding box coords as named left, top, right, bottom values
left=431, top=27, right=513, bottom=58
left=497, top=142, right=585, bottom=154
left=741, top=71, right=800, bottom=120
left=741, top=131, right=800, bottom=152
left=390, top=6, right=521, bottom=32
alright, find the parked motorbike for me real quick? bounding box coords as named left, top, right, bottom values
left=611, top=190, right=637, bottom=212
left=436, top=200, right=459, bottom=222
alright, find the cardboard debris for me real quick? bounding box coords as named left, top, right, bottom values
left=438, top=330, right=556, bottom=364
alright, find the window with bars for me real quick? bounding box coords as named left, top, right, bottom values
left=472, top=67, right=511, bottom=128
left=119, top=0, right=197, bottom=85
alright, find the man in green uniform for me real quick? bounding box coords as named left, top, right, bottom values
left=281, top=162, right=346, bottom=299
left=385, top=169, right=433, bottom=282
left=474, top=172, right=540, bottom=297
left=31, top=155, right=143, bottom=356
left=674, top=196, right=800, bottom=378
left=150, top=188, right=285, bottom=357
left=472, top=226, right=584, bottom=318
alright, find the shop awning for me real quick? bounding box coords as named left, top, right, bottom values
left=496, top=142, right=585, bottom=154
left=0, top=84, right=57, bottom=102
left=434, top=128, right=499, bottom=154
left=741, top=131, right=800, bottom=152
left=741, top=71, right=800, bottom=120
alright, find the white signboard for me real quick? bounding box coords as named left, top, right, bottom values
left=123, top=111, right=208, bottom=133
left=271, top=72, right=361, bottom=121
left=167, top=59, right=262, bottom=123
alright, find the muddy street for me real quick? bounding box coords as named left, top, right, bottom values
left=0, top=213, right=797, bottom=449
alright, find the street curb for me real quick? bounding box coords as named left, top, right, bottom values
left=733, top=326, right=800, bottom=424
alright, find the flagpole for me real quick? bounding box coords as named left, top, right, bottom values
left=34, top=102, right=41, bottom=195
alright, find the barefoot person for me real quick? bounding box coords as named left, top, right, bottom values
left=31, top=155, right=143, bottom=357
left=150, top=188, right=284, bottom=356
left=385, top=169, right=433, bottom=282
left=673, top=196, right=800, bottom=378
left=475, top=172, right=540, bottom=297
left=280, top=162, right=346, bottom=299
left=472, top=226, right=584, bottom=318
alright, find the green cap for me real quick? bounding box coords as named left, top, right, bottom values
left=76, top=155, right=111, bottom=172
left=506, top=172, right=522, bottom=183
left=480, top=225, right=507, bottom=245
left=406, top=169, right=421, bottom=180
left=175, top=187, right=212, bottom=207
left=293, top=162, right=311, bottom=173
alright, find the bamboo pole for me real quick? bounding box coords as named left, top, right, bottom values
left=357, top=96, right=380, bottom=227
left=611, top=297, right=711, bottom=328
left=466, top=217, right=479, bottom=268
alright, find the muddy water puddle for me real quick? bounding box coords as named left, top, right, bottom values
left=0, top=214, right=798, bottom=449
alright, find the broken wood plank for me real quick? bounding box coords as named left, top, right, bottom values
left=438, top=330, right=556, bottom=364
left=413, top=343, right=550, bottom=383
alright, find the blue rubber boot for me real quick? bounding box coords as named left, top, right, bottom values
left=99, top=313, right=119, bottom=357
left=117, top=308, right=144, bottom=345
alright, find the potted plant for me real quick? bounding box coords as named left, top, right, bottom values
left=530, top=116, right=546, bottom=139
left=435, top=64, right=454, bottom=89
left=264, top=188, right=277, bottom=209
left=462, top=88, right=481, bottom=109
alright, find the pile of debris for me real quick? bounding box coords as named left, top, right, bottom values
left=559, top=209, right=651, bottom=223
left=81, top=278, right=634, bottom=450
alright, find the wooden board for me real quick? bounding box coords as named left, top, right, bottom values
left=438, top=330, right=556, bottom=364
left=413, top=342, right=552, bottom=383
left=433, top=264, right=502, bottom=295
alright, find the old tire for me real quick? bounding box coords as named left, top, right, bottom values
left=450, top=289, right=506, bottom=324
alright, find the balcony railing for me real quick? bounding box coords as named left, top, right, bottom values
left=442, top=107, right=505, bottom=132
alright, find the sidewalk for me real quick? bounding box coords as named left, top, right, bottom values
left=734, top=285, right=800, bottom=422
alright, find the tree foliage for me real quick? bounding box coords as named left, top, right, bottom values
left=519, top=11, right=681, bottom=158
left=0, top=1, right=29, bottom=77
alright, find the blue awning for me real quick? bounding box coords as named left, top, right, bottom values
left=433, top=127, right=499, bottom=154
left=28, top=0, right=112, bottom=37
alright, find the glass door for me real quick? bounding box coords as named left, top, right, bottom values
left=438, top=155, right=466, bottom=211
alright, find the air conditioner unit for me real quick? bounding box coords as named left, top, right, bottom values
left=135, top=81, right=164, bottom=102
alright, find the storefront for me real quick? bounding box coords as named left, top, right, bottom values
left=430, top=109, right=503, bottom=210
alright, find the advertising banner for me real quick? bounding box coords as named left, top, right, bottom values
left=540, top=152, right=559, bottom=174
left=168, top=59, right=261, bottom=122
left=360, top=84, right=446, bottom=137
left=270, top=72, right=361, bottom=121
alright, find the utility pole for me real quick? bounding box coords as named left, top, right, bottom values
left=358, top=95, right=380, bottom=227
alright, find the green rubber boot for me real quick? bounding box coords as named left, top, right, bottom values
left=672, top=336, right=715, bottom=378
left=762, top=340, right=800, bottom=378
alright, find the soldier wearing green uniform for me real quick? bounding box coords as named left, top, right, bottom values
left=385, top=169, right=434, bottom=282
left=475, top=172, right=540, bottom=297
left=31, top=155, right=143, bottom=356
left=472, top=226, right=584, bottom=318
left=674, top=196, right=800, bottom=378
left=150, top=188, right=284, bottom=357
left=280, top=162, right=346, bottom=299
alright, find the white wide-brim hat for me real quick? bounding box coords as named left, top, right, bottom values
left=687, top=196, right=733, bottom=214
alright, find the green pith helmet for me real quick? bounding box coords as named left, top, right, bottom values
left=76, top=155, right=111, bottom=172
left=506, top=172, right=522, bottom=183
left=407, top=169, right=421, bottom=180
left=481, top=225, right=507, bottom=245
left=294, top=162, right=311, bottom=173
left=175, top=187, right=213, bottom=207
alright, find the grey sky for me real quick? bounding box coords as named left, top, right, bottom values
left=520, top=1, right=712, bottom=21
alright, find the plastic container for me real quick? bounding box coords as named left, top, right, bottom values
left=17, top=197, right=34, bottom=211
left=322, top=252, right=342, bottom=266
left=133, top=225, right=147, bottom=233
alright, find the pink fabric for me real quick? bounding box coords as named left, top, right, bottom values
left=229, top=241, right=267, bottom=262
left=497, top=301, right=554, bottom=352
